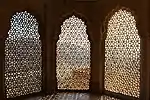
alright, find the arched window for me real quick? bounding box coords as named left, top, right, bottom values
left=105, top=9, right=140, bottom=98
left=5, top=11, right=42, bottom=98
left=56, top=15, right=91, bottom=90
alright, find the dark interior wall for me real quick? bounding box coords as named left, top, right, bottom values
left=46, top=0, right=149, bottom=98
left=0, top=0, right=149, bottom=100
left=44, top=0, right=55, bottom=94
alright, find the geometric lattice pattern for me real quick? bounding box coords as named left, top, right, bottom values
left=56, top=15, right=91, bottom=90
left=105, top=9, right=140, bottom=98
left=5, top=11, right=42, bottom=98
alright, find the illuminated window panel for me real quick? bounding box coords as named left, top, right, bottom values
left=5, top=11, right=42, bottom=98
left=56, top=15, right=91, bottom=90
left=105, top=9, right=140, bottom=98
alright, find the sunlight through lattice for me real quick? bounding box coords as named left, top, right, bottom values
left=56, top=15, right=91, bottom=90
left=105, top=9, right=140, bottom=98
left=5, top=11, right=42, bottom=98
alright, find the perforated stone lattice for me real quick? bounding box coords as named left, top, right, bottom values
left=56, top=15, right=91, bottom=90
left=105, top=9, right=140, bottom=98
left=5, top=11, right=42, bottom=98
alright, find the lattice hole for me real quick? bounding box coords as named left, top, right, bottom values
left=5, top=11, right=42, bottom=98
left=56, top=15, right=91, bottom=90
left=105, top=9, right=140, bottom=98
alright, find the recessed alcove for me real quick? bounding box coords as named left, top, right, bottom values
left=0, top=0, right=149, bottom=100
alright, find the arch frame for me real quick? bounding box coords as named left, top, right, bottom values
left=54, top=10, right=93, bottom=92
left=102, top=5, right=141, bottom=40
left=102, top=6, right=142, bottom=100
left=3, top=10, right=46, bottom=99
left=54, top=10, right=93, bottom=43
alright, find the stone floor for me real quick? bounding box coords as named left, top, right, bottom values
left=24, top=92, right=120, bottom=100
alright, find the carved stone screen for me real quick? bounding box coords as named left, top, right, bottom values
left=105, top=9, right=140, bottom=98
left=5, top=11, right=42, bottom=98
left=56, top=15, right=91, bottom=90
